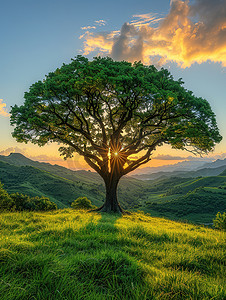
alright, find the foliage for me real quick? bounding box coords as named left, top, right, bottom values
left=9, top=193, right=32, bottom=211
left=0, top=182, right=57, bottom=211
left=9, top=193, right=57, bottom=212
left=213, top=212, right=226, bottom=231
left=0, top=210, right=225, bottom=299
left=10, top=56, right=222, bottom=211
left=32, top=196, right=57, bottom=211
left=10, top=56, right=222, bottom=162
left=1, top=156, right=226, bottom=223
left=0, top=160, right=105, bottom=208
left=0, top=182, right=13, bottom=210
left=146, top=186, right=226, bottom=222
left=71, top=196, right=95, bottom=210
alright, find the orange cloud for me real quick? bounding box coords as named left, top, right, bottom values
left=80, top=0, right=226, bottom=68
left=81, top=31, right=115, bottom=56
left=0, top=99, right=10, bottom=117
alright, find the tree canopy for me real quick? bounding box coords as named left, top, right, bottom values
left=10, top=56, right=222, bottom=212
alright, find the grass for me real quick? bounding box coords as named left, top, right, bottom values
left=0, top=210, right=225, bottom=299
left=1, top=157, right=226, bottom=224
left=144, top=186, right=226, bottom=224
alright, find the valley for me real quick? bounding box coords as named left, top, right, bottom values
left=0, top=153, right=226, bottom=224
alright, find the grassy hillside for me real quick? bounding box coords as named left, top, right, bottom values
left=0, top=153, right=225, bottom=224
left=145, top=187, right=226, bottom=223
left=0, top=158, right=149, bottom=210
left=0, top=153, right=103, bottom=185
left=0, top=161, right=105, bottom=208
left=0, top=210, right=225, bottom=299
left=137, top=175, right=226, bottom=224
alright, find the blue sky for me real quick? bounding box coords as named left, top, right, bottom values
left=0, top=0, right=226, bottom=169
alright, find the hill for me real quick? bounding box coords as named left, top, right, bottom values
left=132, top=165, right=226, bottom=181
left=145, top=186, right=226, bottom=224
left=0, top=210, right=225, bottom=299
left=138, top=175, right=226, bottom=224
left=220, top=168, right=226, bottom=176
left=202, top=158, right=226, bottom=169
left=0, top=155, right=149, bottom=209
left=0, top=153, right=225, bottom=224
left=0, top=160, right=105, bottom=208
left=0, top=153, right=102, bottom=184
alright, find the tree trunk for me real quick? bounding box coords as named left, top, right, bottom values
left=96, top=175, right=124, bottom=213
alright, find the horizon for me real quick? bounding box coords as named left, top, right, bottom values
left=1, top=0, right=226, bottom=172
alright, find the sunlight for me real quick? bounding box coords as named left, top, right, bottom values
left=107, top=148, right=111, bottom=160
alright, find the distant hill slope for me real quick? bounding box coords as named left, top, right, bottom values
left=0, top=160, right=105, bottom=208
left=132, top=164, right=226, bottom=180
left=201, top=158, right=226, bottom=169
left=141, top=174, right=226, bottom=223
left=220, top=168, right=226, bottom=176
left=0, top=153, right=102, bottom=184
left=146, top=186, right=226, bottom=224
left=0, top=154, right=148, bottom=209
left=0, top=153, right=225, bottom=224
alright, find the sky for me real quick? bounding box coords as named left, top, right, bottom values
left=0, top=0, right=226, bottom=171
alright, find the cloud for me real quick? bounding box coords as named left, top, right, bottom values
left=81, top=26, right=96, bottom=30
left=131, top=13, right=163, bottom=28
left=152, top=154, right=194, bottom=160
left=81, top=31, right=115, bottom=55
left=0, top=99, right=10, bottom=117
left=95, top=20, right=107, bottom=26
left=0, top=147, right=28, bottom=156
left=152, top=153, right=226, bottom=161
left=81, top=0, right=226, bottom=67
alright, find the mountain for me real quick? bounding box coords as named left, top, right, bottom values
left=201, top=158, right=226, bottom=169
left=0, top=153, right=148, bottom=210
left=130, top=157, right=226, bottom=180
left=0, top=153, right=225, bottom=223
left=132, top=165, right=226, bottom=180
left=0, top=153, right=101, bottom=184
left=0, top=160, right=105, bottom=208
left=130, top=159, right=208, bottom=175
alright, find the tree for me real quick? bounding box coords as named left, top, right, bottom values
left=213, top=212, right=226, bottom=231
left=10, top=56, right=222, bottom=213
left=71, top=197, right=95, bottom=210
left=0, top=181, right=13, bottom=211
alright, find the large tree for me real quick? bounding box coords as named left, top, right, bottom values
left=10, top=56, right=222, bottom=213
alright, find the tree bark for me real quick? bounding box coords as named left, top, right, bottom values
left=95, top=175, right=124, bottom=213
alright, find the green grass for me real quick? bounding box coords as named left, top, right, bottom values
left=144, top=186, right=226, bottom=224
left=0, top=210, right=225, bottom=299
left=1, top=155, right=226, bottom=224
left=0, top=161, right=106, bottom=208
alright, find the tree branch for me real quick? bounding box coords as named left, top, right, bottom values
left=122, top=139, right=164, bottom=175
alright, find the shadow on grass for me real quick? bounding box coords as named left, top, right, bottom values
left=64, top=212, right=150, bottom=299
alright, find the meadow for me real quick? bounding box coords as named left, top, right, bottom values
left=0, top=209, right=225, bottom=299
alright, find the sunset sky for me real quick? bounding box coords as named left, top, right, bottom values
left=0, top=0, right=226, bottom=170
